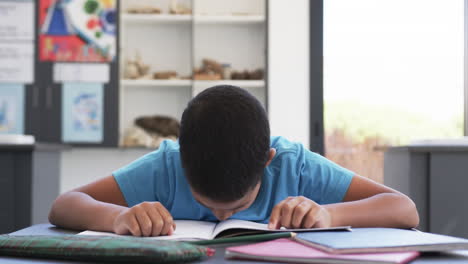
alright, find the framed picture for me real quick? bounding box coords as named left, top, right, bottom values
left=0, top=84, right=25, bottom=134
left=39, top=0, right=116, bottom=62
left=62, top=83, right=103, bottom=142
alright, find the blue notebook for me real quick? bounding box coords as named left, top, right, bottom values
left=294, top=228, right=468, bottom=254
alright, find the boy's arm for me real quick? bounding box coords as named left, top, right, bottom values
left=325, top=175, right=419, bottom=228
left=49, top=175, right=175, bottom=236
left=48, top=175, right=127, bottom=231
left=268, top=175, right=419, bottom=229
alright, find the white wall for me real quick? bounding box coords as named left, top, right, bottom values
left=60, top=148, right=151, bottom=193
left=268, top=0, right=310, bottom=147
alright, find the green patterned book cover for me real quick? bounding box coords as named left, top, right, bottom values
left=0, top=235, right=214, bottom=263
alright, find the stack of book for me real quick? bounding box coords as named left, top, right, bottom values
left=226, top=228, right=468, bottom=264
left=79, top=219, right=468, bottom=264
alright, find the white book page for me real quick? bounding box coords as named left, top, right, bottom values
left=213, top=219, right=270, bottom=237
left=78, top=220, right=217, bottom=241
left=212, top=219, right=352, bottom=238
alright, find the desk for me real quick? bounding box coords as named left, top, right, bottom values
left=2, top=224, right=468, bottom=263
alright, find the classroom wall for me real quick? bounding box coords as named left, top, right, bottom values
left=59, top=1, right=312, bottom=192
left=60, top=148, right=151, bottom=193
left=268, top=0, right=310, bottom=147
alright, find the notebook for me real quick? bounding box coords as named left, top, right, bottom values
left=225, top=238, right=419, bottom=264
left=79, top=219, right=350, bottom=241
left=294, top=228, right=468, bottom=254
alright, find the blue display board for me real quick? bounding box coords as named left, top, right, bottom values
left=0, top=84, right=25, bottom=134
left=62, top=83, right=103, bottom=142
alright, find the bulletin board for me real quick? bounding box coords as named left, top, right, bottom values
left=33, top=0, right=120, bottom=146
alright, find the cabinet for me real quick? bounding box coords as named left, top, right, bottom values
left=119, top=0, right=267, bottom=145
left=0, top=136, right=62, bottom=234
left=384, top=142, right=468, bottom=238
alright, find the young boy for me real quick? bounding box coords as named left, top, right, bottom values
left=49, top=85, right=419, bottom=237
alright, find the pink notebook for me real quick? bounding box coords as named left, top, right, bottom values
left=226, top=238, right=419, bottom=264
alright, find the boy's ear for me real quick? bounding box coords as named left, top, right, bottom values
left=265, top=148, right=276, bottom=167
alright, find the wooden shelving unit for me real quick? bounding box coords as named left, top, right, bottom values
left=119, top=0, right=267, bottom=145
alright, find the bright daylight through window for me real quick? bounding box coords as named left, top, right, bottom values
left=324, top=0, right=464, bottom=182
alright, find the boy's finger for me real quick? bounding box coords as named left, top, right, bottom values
left=269, top=200, right=287, bottom=229
left=280, top=198, right=302, bottom=228
left=135, top=209, right=153, bottom=237
left=291, top=201, right=312, bottom=228
left=161, top=220, right=173, bottom=236
left=155, top=205, right=174, bottom=236
left=159, top=212, right=174, bottom=236
left=302, top=206, right=320, bottom=228
left=168, top=225, right=174, bottom=235
left=155, top=205, right=174, bottom=224
left=127, top=214, right=142, bottom=237
left=154, top=203, right=174, bottom=223
left=146, top=206, right=163, bottom=236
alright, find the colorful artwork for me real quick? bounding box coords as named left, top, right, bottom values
left=39, top=0, right=116, bottom=62
left=62, top=83, right=103, bottom=142
left=0, top=84, right=25, bottom=134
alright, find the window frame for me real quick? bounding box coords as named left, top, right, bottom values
left=465, top=0, right=468, bottom=136
left=309, top=0, right=324, bottom=154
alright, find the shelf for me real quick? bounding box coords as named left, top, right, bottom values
left=121, top=14, right=191, bottom=24
left=194, top=80, right=265, bottom=88
left=121, top=79, right=264, bottom=88
left=121, top=79, right=192, bottom=87
left=121, top=14, right=265, bottom=24
left=194, top=15, right=265, bottom=24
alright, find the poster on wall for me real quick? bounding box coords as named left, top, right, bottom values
left=0, top=84, right=25, bottom=135
left=39, top=0, right=116, bottom=62
left=62, top=83, right=103, bottom=142
left=0, top=0, right=35, bottom=83
left=0, top=43, right=34, bottom=83
left=53, top=63, right=109, bottom=83
left=0, top=0, right=34, bottom=41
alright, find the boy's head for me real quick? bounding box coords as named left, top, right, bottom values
left=179, top=85, right=272, bottom=219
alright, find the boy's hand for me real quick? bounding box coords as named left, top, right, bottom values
left=113, top=202, right=176, bottom=237
left=268, top=196, right=331, bottom=229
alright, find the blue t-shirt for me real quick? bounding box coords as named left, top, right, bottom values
left=113, top=136, right=354, bottom=223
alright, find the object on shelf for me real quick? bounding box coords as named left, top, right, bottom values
left=169, top=0, right=192, bottom=15
left=222, top=64, right=232, bottom=80
left=193, top=73, right=222, bottom=80
left=154, top=71, right=178, bottom=80
left=193, top=58, right=224, bottom=80
left=122, top=126, right=176, bottom=148
left=127, top=6, right=162, bottom=14
left=231, top=12, right=254, bottom=16
left=231, top=68, right=264, bottom=80
left=124, top=52, right=151, bottom=79
left=122, top=115, right=179, bottom=148
left=250, top=69, right=264, bottom=80
left=136, top=115, right=180, bottom=137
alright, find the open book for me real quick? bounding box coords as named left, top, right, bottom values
left=79, top=219, right=350, bottom=241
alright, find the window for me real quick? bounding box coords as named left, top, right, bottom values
left=324, top=0, right=464, bottom=182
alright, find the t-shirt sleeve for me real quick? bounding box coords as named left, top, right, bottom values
left=298, top=148, right=354, bottom=204
left=113, top=142, right=173, bottom=207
